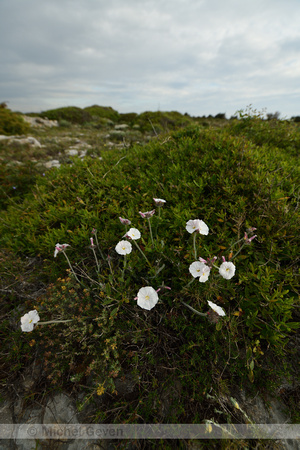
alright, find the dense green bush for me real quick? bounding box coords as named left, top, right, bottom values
left=1, top=120, right=299, bottom=424
left=83, top=105, right=120, bottom=122
left=134, top=110, right=194, bottom=133
left=39, top=106, right=92, bottom=125
left=0, top=105, right=30, bottom=135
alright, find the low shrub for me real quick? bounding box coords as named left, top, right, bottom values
left=0, top=106, right=31, bottom=135
left=1, top=122, right=299, bottom=423
left=39, top=106, right=92, bottom=125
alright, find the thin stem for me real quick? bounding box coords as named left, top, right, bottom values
left=181, top=301, right=207, bottom=317
left=92, top=247, right=100, bottom=272
left=62, top=252, right=81, bottom=284
left=38, top=319, right=73, bottom=325
left=94, top=232, right=105, bottom=261
left=147, top=218, right=154, bottom=246
left=121, top=255, right=127, bottom=281
left=193, top=232, right=197, bottom=260
left=132, top=240, right=152, bottom=266
left=231, top=243, right=245, bottom=260
left=183, top=277, right=196, bottom=289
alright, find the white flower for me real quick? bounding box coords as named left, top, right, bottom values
left=186, top=219, right=209, bottom=235
left=189, top=261, right=210, bottom=282
left=115, top=240, right=132, bottom=255
left=219, top=261, right=236, bottom=280
left=126, top=227, right=141, bottom=240
left=137, top=286, right=159, bottom=310
left=54, top=243, right=70, bottom=257
left=207, top=301, right=226, bottom=317
left=153, top=198, right=166, bottom=206
left=199, top=265, right=210, bottom=282
left=21, top=310, right=40, bottom=332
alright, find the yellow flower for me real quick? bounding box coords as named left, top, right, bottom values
left=97, top=383, right=105, bottom=396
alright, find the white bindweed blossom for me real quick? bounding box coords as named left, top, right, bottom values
left=126, top=227, right=141, bottom=240
left=153, top=198, right=166, bottom=206
left=186, top=219, right=209, bottom=235
left=219, top=261, right=236, bottom=280
left=198, top=265, right=210, bottom=282
left=137, top=286, right=159, bottom=310
left=54, top=243, right=70, bottom=257
left=115, top=240, right=132, bottom=255
left=189, top=261, right=210, bottom=282
left=207, top=301, right=226, bottom=317
left=21, top=309, right=40, bottom=332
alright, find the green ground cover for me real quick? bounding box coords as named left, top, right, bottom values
left=0, top=106, right=299, bottom=444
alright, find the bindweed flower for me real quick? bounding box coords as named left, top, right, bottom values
left=207, top=300, right=226, bottom=317
left=244, top=232, right=257, bottom=244
left=153, top=198, right=166, bottom=206
left=186, top=219, right=209, bottom=235
left=126, top=227, right=141, bottom=240
left=90, top=237, right=96, bottom=248
left=54, top=243, right=70, bottom=257
left=219, top=261, right=236, bottom=280
left=139, top=209, right=155, bottom=219
left=137, top=286, right=159, bottom=310
left=21, top=310, right=40, bottom=332
left=189, top=261, right=210, bottom=282
left=115, top=240, right=132, bottom=255
left=119, top=217, right=131, bottom=225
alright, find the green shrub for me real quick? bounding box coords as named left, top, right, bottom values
left=1, top=123, right=299, bottom=423
left=83, top=105, right=120, bottom=122
left=0, top=106, right=31, bottom=135
left=39, top=106, right=92, bottom=125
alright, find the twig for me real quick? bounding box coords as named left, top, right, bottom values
left=102, top=156, right=127, bottom=179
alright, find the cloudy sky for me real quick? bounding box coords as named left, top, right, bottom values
left=1, top=0, right=300, bottom=118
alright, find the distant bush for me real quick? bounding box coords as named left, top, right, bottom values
left=40, top=107, right=92, bottom=125
left=214, top=113, right=226, bottom=119
left=134, top=110, right=193, bottom=133
left=119, top=112, right=138, bottom=125
left=83, top=105, right=120, bottom=123
left=0, top=106, right=30, bottom=135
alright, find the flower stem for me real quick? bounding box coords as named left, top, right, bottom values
left=181, top=300, right=207, bottom=317
left=133, top=240, right=152, bottom=266
left=147, top=218, right=154, bottom=246
left=193, top=233, right=197, bottom=260
left=231, top=243, right=245, bottom=260
left=92, top=247, right=100, bottom=272
left=121, top=255, right=127, bottom=281
left=38, top=319, right=74, bottom=325
left=94, top=232, right=105, bottom=261
left=63, top=251, right=81, bottom=284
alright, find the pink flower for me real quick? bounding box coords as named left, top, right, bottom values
left=54, top=243, right=70, bottom=257
left=244, top=232, right=257, bottom=244
left=119, top=217, right=131, bottom=225
left=139, top=210, right=155, bottom=218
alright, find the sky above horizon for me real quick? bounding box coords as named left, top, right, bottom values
left=1, top=0, right=300, bottom=118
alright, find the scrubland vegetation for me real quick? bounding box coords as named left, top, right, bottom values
left=0, top=103, right=299, bottom=447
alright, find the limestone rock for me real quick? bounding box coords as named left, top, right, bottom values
left=22, top=115, right=59, bottom=128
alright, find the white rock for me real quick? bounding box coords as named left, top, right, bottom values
left=115, top=124, right=129, bottom=130
left=44, top=160, right=61, bottom=169
left=65, top=149, right=79, bottom=156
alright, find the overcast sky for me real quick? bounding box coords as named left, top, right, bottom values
left=1, top=0, right=300, bottom=118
